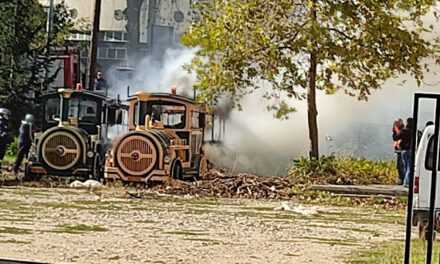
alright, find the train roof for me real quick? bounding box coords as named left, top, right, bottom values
left=128, top=91, right=197, bottom=105
left=42, top=88, right=112, bottom=101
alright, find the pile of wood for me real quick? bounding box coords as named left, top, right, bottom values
left=151, top=170, right=294, bottom=200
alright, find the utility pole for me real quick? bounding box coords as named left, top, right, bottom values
left=88, top=0, right=102, bottom=90
left=45, top=0, right=55, bottom=90
left=126, top=0, right=142, bottom=65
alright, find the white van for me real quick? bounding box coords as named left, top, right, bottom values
left=413, top=125, right=440, bottom=239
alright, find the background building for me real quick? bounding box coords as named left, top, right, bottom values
left=39, top=0, right=196, bottom=79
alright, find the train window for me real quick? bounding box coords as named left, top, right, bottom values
left=153, top=104, right=186, bottom=129
left=192, top=112, right=200, bottom=128
left=134, top=102, right=148, bottom=126
left=45, top=97, right=60, bottom=122
left=68, top=98, right=98, bottom=124
left=135, top=101, right=186, bottom=129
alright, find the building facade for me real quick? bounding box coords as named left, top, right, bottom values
left=40, top=0, right=196, bottom=78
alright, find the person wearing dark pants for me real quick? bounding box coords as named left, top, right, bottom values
left=393, top=119, right=405, bottom=184
left=396, top=118, right=413, bottom=187
left=13, top=114, right=33, bottom=175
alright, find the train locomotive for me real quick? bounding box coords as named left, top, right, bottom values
left=104, top=91, right=211, bottom=182
left=25, top=88, right=125, bottom=180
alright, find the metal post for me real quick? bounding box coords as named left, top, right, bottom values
left=45, top=0, right=55, bottom=90
left=404, top=94, right=420, bottom=264
left=426, top=99, right=440, bottom=264
left=88, top=0, right=102, bottom=90
left=58, top=94, right=64, bottom=127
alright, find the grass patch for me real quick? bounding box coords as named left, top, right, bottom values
left=348, top=240, right=439, bottom=263
left=0, top=226, right=32, bottom=235
left=0, top=239, right=31, bottom=244
left=289, top=155, right=397, bottom=185
left=136, top=220, right=157, bottom=224
left=34, top=201, right=89, bottom=210
left=0, top=217, right=33, bottom=224
left=51, top=224, right=108, bottom=234
left=163, top=230, right=208, bottom=236
left=0, top=199, right=28, bottom=210
left=281, top=236, right=360, bottom=246
left=183, top=237, right=222, bottom=244
left=10, top=188, right=53, bottom=198
left=303, top=223, right=382, bottom=236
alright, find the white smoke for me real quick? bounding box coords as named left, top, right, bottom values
left=104, top=44, right=440, bottom=175
left=106, top=48, right=198, bottom=98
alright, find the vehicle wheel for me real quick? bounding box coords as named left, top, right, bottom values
left=418, top=221, right=428, bottom=240
left=92, top=155, right=103, bottom=181
left=418, top=221, right=436, bottom=240
left=196, top=156, right=209, bottom=180
left=171, top=160, right=183, bottom=180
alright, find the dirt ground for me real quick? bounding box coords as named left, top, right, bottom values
left=0, top=186, right=404, bottom=264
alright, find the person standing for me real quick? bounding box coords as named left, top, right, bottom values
left=0, top=108, right=11, bottom=163
left=93, top=71, right=108, bottom=94
left=393, top=119, right=405, bottom=184
left=398, top=118, right=413, bottom=187
left=13, top=114, right=33, bottom=175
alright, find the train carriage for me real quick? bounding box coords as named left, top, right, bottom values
left=104, top=91, right=210, bottom=182
left=25, top=88, right=126, bottom=180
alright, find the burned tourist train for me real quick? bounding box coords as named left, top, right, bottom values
left=104, top=91, right=211, bottom=182
left=25, top=88, right=126, bottom=180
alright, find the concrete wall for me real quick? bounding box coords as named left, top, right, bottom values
left=40, top=0, right=127, bottom=31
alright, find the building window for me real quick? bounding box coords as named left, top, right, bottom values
left=98, top=47, right=127, bottom=60
left=103, top=31, right=128, bottom=42
left=108, top=48, right=116, bottom=59
left=98, top=48, right=106, bottom=59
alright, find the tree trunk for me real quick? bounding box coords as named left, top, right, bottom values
left=307, top=51, right=319, bottom=159
left=307, top=0, right=319, bottom=160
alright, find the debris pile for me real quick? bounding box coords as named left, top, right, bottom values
left=151, top=170, right=294, bottom=200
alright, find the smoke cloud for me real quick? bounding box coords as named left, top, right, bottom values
left=106, top=48, right=198, bottom=98
left=104, top=44, right=440, bottom=176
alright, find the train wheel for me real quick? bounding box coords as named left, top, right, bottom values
left=171, top=160, right=183, bottom=180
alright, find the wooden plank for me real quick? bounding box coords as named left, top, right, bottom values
left=310, top=184, right=408, bottom=196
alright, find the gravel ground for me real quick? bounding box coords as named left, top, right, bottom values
left=0, top=186, right=404, bottom=264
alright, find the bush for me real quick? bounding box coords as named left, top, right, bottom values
left=6, top=137, right=18, bottom=157
left=289, top=155, right=397, bottom=185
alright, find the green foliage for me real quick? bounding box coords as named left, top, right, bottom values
left=6, top=137, right=18, bottom=157
left=184, top=0, right=439, bottom=107
left=183, top=0, right=440, bottom=157
left=349, top=240, right=439, bottom=264
left=0, top=0, right=73, bottom=130
left=289, top=156, right=397, bottom=185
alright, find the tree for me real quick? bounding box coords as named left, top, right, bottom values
left=182, top=0, right=440, bottom=159
left=0, top=0, right=73, bottom=129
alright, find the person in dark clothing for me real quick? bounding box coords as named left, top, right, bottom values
left=397, top=118, right=414, bottom=187
left=0, top=108, right=11, bottom=164
left=392, top=119, right=405, bottom=184
left=94, top=71, right=108, bottom=93
left=13, top=114, right=33, bottom=174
